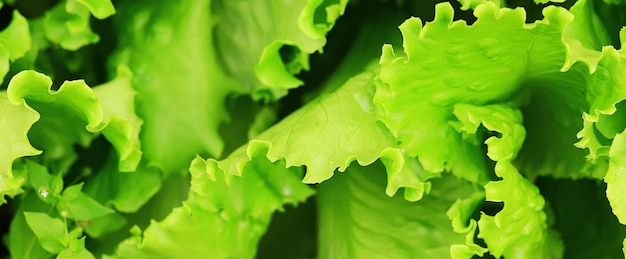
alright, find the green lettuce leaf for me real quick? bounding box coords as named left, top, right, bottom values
left=42, top=0, right=114, bottom=50
left=564, top=0, right=626, bottom=229
left=454, top=103, right=563, bottom=258
left=82, top=152, right=161, bottom=214
left=107, top=58, right=431, bottom=258
left=213, top=0, right=348, bottom=100
left=561, top=0, right=612, bottom=73
left=108, top=150, right=314, bottom=258
left=447, top=190, right=487, bottom=258
left=317, top=162, right=474, bottom=258
left=0, top=92, right=40, bottom=203
left=112, top=0, right=236, bottom=175
left=73, top=0, right=115, bottom=19
left=0, top=6, right=31, bottom=84
left=217, top=68, right=426, bottom=200
left=7, top=70, right=141, bottom=172
left=43, top=0, right=100, bottom=50
left=375, top=2, right=589, bottom=183
left=92, top=66, right=142, bottom=172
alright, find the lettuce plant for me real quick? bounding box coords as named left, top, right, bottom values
left=1, top=0, right=626, bottom=258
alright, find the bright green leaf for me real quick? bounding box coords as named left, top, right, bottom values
left=0, top=9, right=31, bottom=61
left=112, top=0, right=236, bottom=175
left=23, top=212, right=67, bottom=254
left=605, top=131, right=626, bottom=224
left=375, top=2, right=590, bottom=184
left=7, top=193, right=54, bottom=259
left=213, top=0, right=348, bottom=99
left=26, top=160, right=63, bottom=204
left=0, top=8, right=31, bottom=83
left=317, top=163, right=474, bottom=258
left=0, top=92, right=41, bottom=203
left=83, top=151, right=161, bottom=213
left=58, top=183, right=114, bottom=221
left=72, top=0, right=115, bottom=19
left=93, top=65, right=142, bottom=172
left=57, top=237, right=96, bottom=259
left=7, top=69, right=141, bottom=172
left=110, top=148, right=314, bottom=258
left=43, top=0, right=100, bottom=50
left=453, top=103, right=563, bottom=258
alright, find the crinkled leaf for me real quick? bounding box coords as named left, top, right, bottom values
left=447, top=191, right=488, bottom=258
left=110, top=149, right=314, bottom=258
left=573, top=47, right=626, bottom=217
left=7, top=70, right=141, bottom=172
left=23, top=212, right=67, bottom=254
left=303, top=11, right=404, bottom=101
left=375, top=2, right=588, bottom=183
left=43, top=0, right=100, bottom=50
left=454, top=103, right=563, bottom=258
left=477, top=162, right=563, bottom=259
left=216, top=69, right=428, bottom=200
left=93, top=65, right=142, bottom=172
left=113, top=0, right=236, bottom=174
left=457, top=0, right=502, bottom=10
left=575, top=47, right=626, bottom=160
left=73, top=0, right=115, bottom=19
left=0, top=9, right=31, bottom=83
left=58, top=183, right=114, bottom=221
left=213, top=0, right=348, bottom=100
left=317, top=162, right=474, bottom=258
left=0, top=92, right=40, bottom=203
left=561, top=0, right=612, bottom=73
left=563, top=0, right=626, bottom=225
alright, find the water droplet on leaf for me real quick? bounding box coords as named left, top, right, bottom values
left=38, top=187, right=49, bottom=198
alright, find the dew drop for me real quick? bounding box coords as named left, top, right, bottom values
left=39, top=187, right=49, bottom=198
left=283, top=186, right=292, bottom=196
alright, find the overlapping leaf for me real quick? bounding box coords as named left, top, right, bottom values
left=213, top=0, right=348, bottom=100
left=108, top=149, right=314, bottom=258
left=0, top=92, right=40, bottom=203
left=317, top=163, right=475, bottom=258
left=112, top=0, right=236, bottom=175
left=7, top=69, right=142, bottom=172
left=454, top=104, right=563, bottom=258
left=375, top=2, right=590, bottom=182
left=43, top=0, right=115, bottom=50
left=0, top=5, right=30, bottom=84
